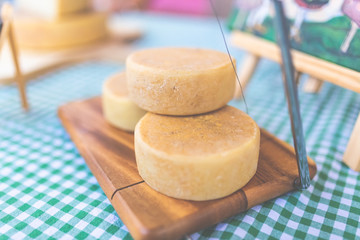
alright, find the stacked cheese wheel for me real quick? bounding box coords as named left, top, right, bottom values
left=102, top=72, right=146, bottom=132
left=103, top=47, right=260, bottom=201
left=14, top=0, right=107, bottom=50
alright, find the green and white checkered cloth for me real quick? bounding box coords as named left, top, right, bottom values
left=0, top=60, right=359, bottom=240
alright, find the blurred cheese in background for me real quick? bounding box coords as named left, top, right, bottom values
left=13, top=12, right=107, bottom=50
left=0, top=0, right=144, bottom=82
left=12, top=0, right=108, bottom=50
left=16, top=0, right=90, bottom=19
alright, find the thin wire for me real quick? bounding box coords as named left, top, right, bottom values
left=208, top=0, right=249, bottom=114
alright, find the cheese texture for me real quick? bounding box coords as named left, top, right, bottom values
left=126, top=48, right=236, bottom=116
left=16, top=0, right=90, bottom=19
left=134, top=106, right=260, bottom=201
left=13, top=12, right=107, bottom=50
left=103, top=72, right=146, bottom=132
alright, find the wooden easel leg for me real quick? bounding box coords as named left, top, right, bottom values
left=294, top=71, right=302, bottom=85
left=343, top=113, right=360, bottom=171
left=8, top=24, right=29, bottom=110
left=303, top=76, right=324, bottom=93
left=0, top=22, right=10, bottom=52
left=233, top=54, right=260, bottom=99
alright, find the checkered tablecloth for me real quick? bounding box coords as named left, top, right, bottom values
left=1, top=13, right=360, bottom=240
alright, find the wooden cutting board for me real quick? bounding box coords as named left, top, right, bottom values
left=58, top=97, right=317, bottom=240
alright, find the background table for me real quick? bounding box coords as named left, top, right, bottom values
left=1, top=12, right=360, bottom=239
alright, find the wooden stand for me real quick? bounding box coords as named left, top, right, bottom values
left=294, top=71, right=302, bottom=84
left=303, top=77, right=324, bottom=93
left=234, top=54, right=259, bottom=98
left=58, top=97, right=316, bottom=240
left=0, top=36, right=135, bottom=85
left=0, top=3, right=28, bottom=110
left=231, top=31, right=360, bottom=93
left=343, top=114, right=360, bottom=171
left=234, top=58, right=323, bottom=94
left=231, top=31, right=360, bottom=172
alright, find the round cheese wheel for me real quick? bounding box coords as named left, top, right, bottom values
left=102, top=72, right=146, bottom=132
left=126, top=48, right=236, bottom=116
left=134, top=106, right=260, bottom=201
left=16, top=0, right=90, bottom=19
left=13, top=12, right=107, bottom=50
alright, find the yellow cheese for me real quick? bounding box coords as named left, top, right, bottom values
left=16, top=0, right=90, bottom=19
left=13, top=12, right=107, bottom=50
left=135, top=106, right=260, bottom=201
left=126, top=48, right=236, bottom=116
left=102, top=72, right=146, bottom=132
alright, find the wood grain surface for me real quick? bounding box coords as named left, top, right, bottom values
left=58, top=97, right=317, bottom=240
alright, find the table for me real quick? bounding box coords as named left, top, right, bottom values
left=1, top=12, right=360, bottom=240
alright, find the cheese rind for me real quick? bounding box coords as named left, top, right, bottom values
left=16, top=0, right=90, bottom=19
left=13, top=12, right=107, bottom=50
left=134, top=106, right=260, bottom=201
left=126, top=48, right=236, bottom=116
left=103, top=72, right=146, bottom=132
